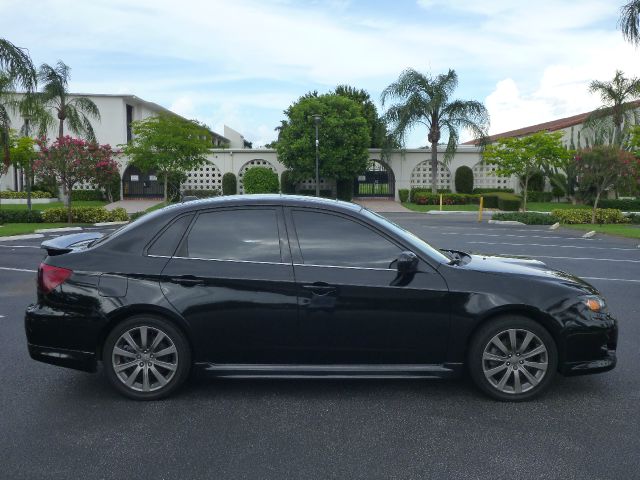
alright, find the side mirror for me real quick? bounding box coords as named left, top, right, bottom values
left=396, top=251, right=418, bottom=275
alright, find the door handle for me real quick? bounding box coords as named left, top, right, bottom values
left=170, top=276, right=205, bottom=286
left=302, top=284, right=336, bottom=296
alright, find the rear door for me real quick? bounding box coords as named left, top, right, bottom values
left=159, top=207, right=299, bottom=364
left=286, top=207, right=450, bottom=365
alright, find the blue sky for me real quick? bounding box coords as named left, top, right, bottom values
left=1, top=0, right=637, bottom=147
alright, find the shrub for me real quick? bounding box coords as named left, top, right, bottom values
left=0, top=210, right=43, bottom=224
left=243, top=167, right=279, bottom=194
left=180, top=189, right=221, bottom=199
left=413, top=192, right=480, bottom=205
left=0, top=190, right=54, bottom=199
left=71, top=189, right=103, bottom=201
left=222, top=172, right=237, bottom=195
left=336, top=179, right=353, bottom=201
left=522, top=171, right=545, bottom=192
left=498, top=195, right=522, bottom=211
left=398, top=189, right=409, bottom=203
left=32, top=178, right=59, bottom=197
left=409, top=187, right=451, bottom=202
left=551, top=208, right=628, bottom=224
left=41, top=207, right=128, bottom=223
left=598, top=199, right=640, bottom=211
left=454, top=166, right=474, bottom=194
left=627, top=213, right=640, bottom=224
left=492, top=212, right=556, bottom=225
left=472, top=188, right=514, bottom=194
left=280, top=170, right=296, bottom=194
left=105, top=171, right=122, bottom=202
left=527, top=191, right=553, bottom=203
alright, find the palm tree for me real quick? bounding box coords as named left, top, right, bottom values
left=38, top=61, right=100, bottom=141
left=620, top=1, right=640, bottom=45
left=587, top=70, right=640, bottom=146
left=381, top=68, right=488, bottom=194
left=0, top=38, right=36, bottom=91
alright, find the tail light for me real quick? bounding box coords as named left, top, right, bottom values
left=38, top=263, right=73, bottom=295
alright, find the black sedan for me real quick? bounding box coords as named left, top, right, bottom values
left=25, top=195, right=617, bottom=401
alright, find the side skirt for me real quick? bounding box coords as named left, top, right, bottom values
left=194, top=363, right=463, bottom=379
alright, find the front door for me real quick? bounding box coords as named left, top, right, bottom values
left=159, top=207, right=299, bottom=364
left=286, top=208, right=450, bottom=365
left=122, top=165, right=164, bottom=198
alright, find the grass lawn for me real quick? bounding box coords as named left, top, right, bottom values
left=0, top=223, right=90, bottom=237
left=0, top=201, right=107, bottom=211
left=145, top=201, right=171, bottom=213
left=526, top=202, right=591, bottom=212
left=564, top=224, right=640, bottom=239
left=402, top=203, right=480, bottom=212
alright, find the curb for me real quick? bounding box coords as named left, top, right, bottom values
left=93, top=221, right=129, bottom=226
left=427, top=210, right=484, bottom=215
left=0, top=233, right=45, bottom=241
left=34, top=226, right=83, bottom=234
left=488, top=220, right=526, bottom=226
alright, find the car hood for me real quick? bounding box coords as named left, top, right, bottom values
left=456, top=252, right=599, bottom=294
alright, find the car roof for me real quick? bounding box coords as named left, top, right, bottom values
left=158, top=194, right=364, bottom=215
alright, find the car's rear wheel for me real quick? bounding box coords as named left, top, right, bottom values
left=468, top=315, right=557, bottom=401
left=103, top=315, right=191, bottom=400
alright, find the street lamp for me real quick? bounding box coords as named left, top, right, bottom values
left=312, top=114, right=321, bottom=197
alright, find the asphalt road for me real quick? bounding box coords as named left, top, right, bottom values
left=0, top=215, right=638, bottom=480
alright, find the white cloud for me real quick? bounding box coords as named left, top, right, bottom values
left=169, top=96, right=196, bottom=118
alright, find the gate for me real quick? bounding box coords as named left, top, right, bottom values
left=122, top=165, right=164, bottom=199
left=353, top=160, right=394, bottom=198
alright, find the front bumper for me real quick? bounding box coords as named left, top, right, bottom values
left=27, top=343, right=97, bottom=372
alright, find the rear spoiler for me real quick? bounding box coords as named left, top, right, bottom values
left=41, top=232, right=104, bottom=256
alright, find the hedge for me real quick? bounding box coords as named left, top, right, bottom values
left=222, top=172, right=237, bottom=195
left=472, top=188, right=514, bottom=194
left=498, top=195, right=521, bottom=211
left=598, top=199, right=640, bottom=211
left=0, top=210, right=44, bottom=224
left=243, top=167, right=279, bottom=194
left=551, top=208, right=628, bottom=224
left=0, top=190, right=54, bottom=199
left=409, top=187, right=451, bottom=202
left=41, top=207, right=129, bottom=223
left=336, top=179, right=353, bottom=201
left=413, top=192, right=479, bottom=205
left=526, top=191, right=553, bottom=203
left=492, top=212, right=557, bottom=225
left=454, top=166, right=474, bottom=194
left=181, top=189, right=221, bottom=199
left=71, top=189, right=103, bottom=201
left=398, top=189, right=409, bottom=203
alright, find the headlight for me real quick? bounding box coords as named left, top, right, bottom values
left=581, top=295, right=606, bottom=313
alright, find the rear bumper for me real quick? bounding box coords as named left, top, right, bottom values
left=27, top=343, right=97, bottom=373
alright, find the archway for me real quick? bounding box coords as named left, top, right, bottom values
left=122, top=164, right=163, bottom=199
left=353, top=159, right=395, bottom=198
left=238, top=159, right=278, bottom=194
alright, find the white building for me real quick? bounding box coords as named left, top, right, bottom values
left=2, top=92, right=609, bottom=201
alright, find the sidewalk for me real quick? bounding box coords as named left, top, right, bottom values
left=104, top=199, right=162, bottom=214
left=353, top=199, right=411, bottom=213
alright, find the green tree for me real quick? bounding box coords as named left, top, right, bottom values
left=120, top=114, right=211, bottom=201
left=483, top=131, right=572, bottom=211
left=620, top=1, right=640, bottom=45
left=586, top=70, right=640, bottom=146
left=9, top=134, right=38, bottom=210
left=575, top=145, right=639, bottom=223
left=381, top=68, right=489, bottom=194
left=38, top=61, right=101, bottom=141
left=334, top=85, right=390, bottom=148
left=275, top=94, right=370, bottom=185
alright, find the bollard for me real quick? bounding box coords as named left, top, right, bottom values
left=439, top=193, right=443, bottom=211
left=478, top=196, right=484, bottom=222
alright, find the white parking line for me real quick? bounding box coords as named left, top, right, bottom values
left=581, top=276, right=640, bottom=284
left=468, top=241, right=639, bottom=252
left=528, top=255, right=640, bottom=263
left=441, top=232, right=593, bottom=241
left=0, top=267, right=37, bottom=273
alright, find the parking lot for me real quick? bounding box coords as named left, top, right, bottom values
left=1, top=213, right=638, bottom=480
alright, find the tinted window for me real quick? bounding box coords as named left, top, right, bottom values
left=292, top=211, right=401, bottom=269
left=185, top=209, right=281, bottom=262
left=148, top=214, right=193, bottom=256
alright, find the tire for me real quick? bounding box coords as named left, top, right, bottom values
left=103, top=315, right=191, bottom=400
left=468, top=315, right=557, bottom=402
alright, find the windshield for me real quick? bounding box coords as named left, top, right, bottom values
left=360, top=208, right=451, bottom=264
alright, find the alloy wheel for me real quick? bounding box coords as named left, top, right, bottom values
left=482, top=328, right=548, bottom=395
left=111, top=326, right=179, bottom=393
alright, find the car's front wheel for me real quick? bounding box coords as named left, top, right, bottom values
left=468, top=315, right=557, bottom=401
left=103, top=315, right=191, bottom=400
